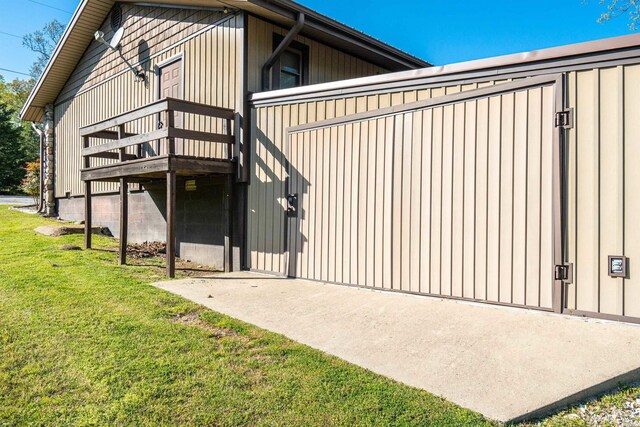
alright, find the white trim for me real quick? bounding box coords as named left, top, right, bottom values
left=250, top=32, right=640, bottom=104
left=154, top=52, right=185, bottom=72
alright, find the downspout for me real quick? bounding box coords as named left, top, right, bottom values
left=31, top=122, right=45, bottom=213
left=261, top=13, right=305, bottom=91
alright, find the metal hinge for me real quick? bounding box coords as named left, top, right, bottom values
left=554, top=263, right=574, bottom=284
left=555, top=109, right=574, bottom=129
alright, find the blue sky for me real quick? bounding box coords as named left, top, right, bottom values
left=0, top=0, right=635, bottom=82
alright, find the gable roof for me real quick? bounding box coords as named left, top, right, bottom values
left=20, top=0, right=430, bottom=122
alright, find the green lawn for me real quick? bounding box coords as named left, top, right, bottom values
left=3, top=206, right=637, bottom=426
left=0, top=206, right=491, bottom=426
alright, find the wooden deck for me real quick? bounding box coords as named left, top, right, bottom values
left=80, top=155, right=235, bottom=182
left=79, top=97, right=237, bottom=278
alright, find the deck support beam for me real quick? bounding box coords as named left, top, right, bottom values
left=83, top=134, right=92, bottom=249
left=224, top=175, right=233, bottom=272
left=118, top=124, right=128, bottom=265
left=118, top=178, right=128, bottom=265
left=166, top=170, right=176, bottom=278
left=84, top=181, right=92, bottom=249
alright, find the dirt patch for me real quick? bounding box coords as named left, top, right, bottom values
left=127, top=241, right=166, bottom=258
left=173, top=312, right=239, bottom=339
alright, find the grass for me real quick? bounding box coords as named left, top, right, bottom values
left=522, top=383, right=640, bottom=427
left=0, top=206, right=491, bottom=426
left=3, top=206, right=638, bottom=426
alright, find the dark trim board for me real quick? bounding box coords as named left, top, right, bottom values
left=563, top=309, right=640, bottom=325
left=287, top=74, right=563, bottom=133
left=249, top=268, right=289, bottom=278
left=278, top=271, right=557, bottom=313
left=249, top=270, right=640, bottom=325
left=80, top=155, right=235, bottom=182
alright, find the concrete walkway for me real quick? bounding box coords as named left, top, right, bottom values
left=154, top=272, right=640, bottom=423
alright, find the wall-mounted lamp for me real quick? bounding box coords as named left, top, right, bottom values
left=94, top=28, right=145, bottom=82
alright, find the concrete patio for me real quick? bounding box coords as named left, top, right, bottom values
left=154, top=271, right=640, bottom=423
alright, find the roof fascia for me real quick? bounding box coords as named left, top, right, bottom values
left=20, top=0, right=105, bottom=120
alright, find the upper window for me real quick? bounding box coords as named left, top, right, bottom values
left=279, top=49, right=302, bottom=89
left=272, top=34, right=309, bottom=90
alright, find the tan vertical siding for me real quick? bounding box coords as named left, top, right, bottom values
left=249, top=56, right=640, bottom=319
left=249, top=80, right=508, bottom=278
left=54, top=5, right=240, bottom=197
left=624, top=65, right=640, bottom=318
left=259, top=80, right=557, bottom=311
left=563, top=64, right=640, bottom=318
left=246, top=16, right=388, bottom=93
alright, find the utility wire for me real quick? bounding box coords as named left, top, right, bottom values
left=26, top=0, right=73, bottom=14
left=0, top=31, right=23, bottom=39
left=0, top=67, right=32, bottom=77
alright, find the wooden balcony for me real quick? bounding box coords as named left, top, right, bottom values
left=80, top=98, right=237, bottom=278
left=80, top=97, right=236, bottom=182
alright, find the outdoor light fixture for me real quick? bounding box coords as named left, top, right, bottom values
left=94, top=28, right=145, bottom=82
left=608, top=256, right=628, bottom=278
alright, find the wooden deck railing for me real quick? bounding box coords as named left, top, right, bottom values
left=80, top=97, right=236, bottom=169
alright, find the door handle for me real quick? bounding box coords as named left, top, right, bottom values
left=287, top=193, right=298, bottom=217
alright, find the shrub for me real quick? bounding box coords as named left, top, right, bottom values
left=20, top=159, right=40, bottom=205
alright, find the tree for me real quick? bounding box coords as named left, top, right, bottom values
left=0, top=75, right=39, bottom=194
left=0, top=20, right=63, bottom=194
left=0, top=76, right=39, bottom=164
left=0, top=102, right=27, bottom=193
left=598, top=0, right=640, bottom=30
left=22, top=20, right=65, bottom=79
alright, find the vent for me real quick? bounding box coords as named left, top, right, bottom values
left=110, top=4, right=122, bottom=31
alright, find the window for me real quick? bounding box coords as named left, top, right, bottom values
left=272, top=34, right=309, bottom=90
left=279, top=49, right=302, bottom=89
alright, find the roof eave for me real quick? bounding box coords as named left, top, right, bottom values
left=19, top=0, right=429, bottom=122
left=253, top=0, right=430, bottom=69
left=20, top=0, right=95, bottom=122
left=250, top=32, right=640, bottom=103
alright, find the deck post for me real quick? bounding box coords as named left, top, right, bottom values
left=166, top=170, right=176, bottom=278
left=84, top=181, right=92, bottom=249
left=224, top=175, right=233, bottom=272
left=118, top=124, right=127, bottom=163
left=119, top=178, right=128, bottom=265
left=166, top=109, right=175, bottom=155
left=226, top=117, right=233, bottom=160
left=83, top=135, right=92, bottom=249
left=117, top=124, right=128, bottom=265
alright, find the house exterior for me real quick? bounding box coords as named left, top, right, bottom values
left=21, top=0, right=640, bottom=324
left=21, top=0, right=426, bottom=273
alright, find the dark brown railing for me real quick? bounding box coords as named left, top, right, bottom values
left=80, top=97, right=236, bottom=169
